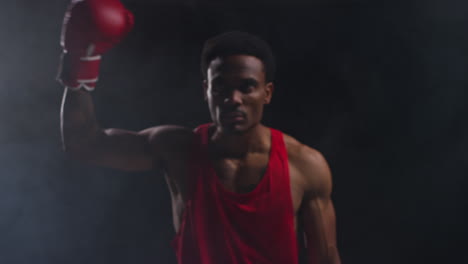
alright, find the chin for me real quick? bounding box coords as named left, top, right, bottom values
left=218, top=122, right=249, bottom=134
left=222, top=125, right=245, bottom=134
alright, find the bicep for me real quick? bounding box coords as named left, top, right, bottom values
left=72, top=125, right=190, bottom=172
left=86, top=128, right=154, bottom=171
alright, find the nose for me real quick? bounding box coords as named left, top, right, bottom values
left=224, top=89, right=243, bottom=105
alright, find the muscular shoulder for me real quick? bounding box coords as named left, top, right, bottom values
left=140, top=125, right=195, bottom=161
left=283, top=133, right=333, bottom=198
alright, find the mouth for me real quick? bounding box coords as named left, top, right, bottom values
left=220, top=111, right=246, bottom=122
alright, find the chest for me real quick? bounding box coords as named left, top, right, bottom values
left=166, top=149, right=305, bottom=233
left=211, top=153, right=268, bottom=194
left=211, top=153, right=304, bottom=212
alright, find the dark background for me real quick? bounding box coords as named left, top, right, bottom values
left=1, top=0, right=467, bottom=263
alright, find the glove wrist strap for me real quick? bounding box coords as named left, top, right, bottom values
left=59, top=54, right=102, bottom=91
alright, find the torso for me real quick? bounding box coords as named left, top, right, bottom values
left=162, top=127, right=306, bottom=234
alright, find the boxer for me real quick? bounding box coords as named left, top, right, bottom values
left=58, top=1, right=341, bottom=263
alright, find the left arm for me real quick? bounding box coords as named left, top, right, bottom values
left=299, top=148, right=341, bottom=264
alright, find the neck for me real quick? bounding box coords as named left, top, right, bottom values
left=209, top=124, right=269, bottom=158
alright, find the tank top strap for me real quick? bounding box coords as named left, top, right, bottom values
left=194, top=123, right=212, bottom=145
left=268, top=127, right=292, bottom=204
left=185, top=124, right=212, bottom=200
left=269, top=127, right=287, bottom=162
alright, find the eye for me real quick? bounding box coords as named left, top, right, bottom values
left=240, top=82, right=256, bottom=93
left=240, top=85, right=253, bottom=93
left=212, top=86, right=231, bottom=98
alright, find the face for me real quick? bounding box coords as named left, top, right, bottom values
left=204, top=55, right=273, bottom=134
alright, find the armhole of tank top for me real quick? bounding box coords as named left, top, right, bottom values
left=171, top=128, right=200, bottom=247
left=185, top=127, right=201, bottom=201
left=186, top=123, right=211, bottom=195
left=274, top=129, right=300, bottom=262
left=182, top=123, right=211, bottom=203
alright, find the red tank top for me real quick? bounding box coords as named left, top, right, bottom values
left=171, top=124, right=299, bottom=264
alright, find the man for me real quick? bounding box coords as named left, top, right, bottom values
left=58, top=0, right=341, bottom=263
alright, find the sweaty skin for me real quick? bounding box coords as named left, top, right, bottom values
left=61, top=55, right=341, bottom=264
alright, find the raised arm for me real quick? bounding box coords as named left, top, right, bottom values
left=58, top=0, right=192, bottom=171
left=61, top=89, right=191, bottom=171
left=299, top=147, right=341, bottom=264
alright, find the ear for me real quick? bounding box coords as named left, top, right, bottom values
left=203, top=80, right=208, bottom=101
left=264, top=82, right=274, bottom=104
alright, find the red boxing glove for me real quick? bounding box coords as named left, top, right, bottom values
left=57, top=0, right=134, bottom=91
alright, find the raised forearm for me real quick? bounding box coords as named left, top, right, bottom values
left=57, top=0, right=133, bottom=154
left=56, top=1, right=160, bottom=171
left=60, top=88, right=102, bottom=154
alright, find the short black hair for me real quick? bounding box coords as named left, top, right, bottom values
left=200, top=31, right=276, bottom=83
